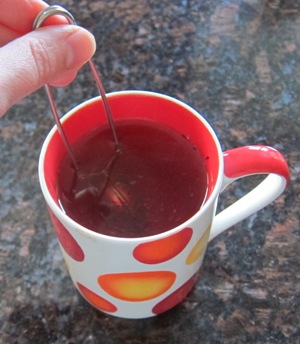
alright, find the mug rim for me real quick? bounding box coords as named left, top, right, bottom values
left=38, top=90, right=224, bottom=242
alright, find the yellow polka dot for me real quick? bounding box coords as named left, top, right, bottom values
left=98, top=271, right=176, bottom=301
left=185, top=225, right=211, bottom=265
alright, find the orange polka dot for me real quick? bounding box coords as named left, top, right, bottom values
left=98, top=271, right=176, bottom=301
left=77, top=282, right=117, bottom=313
left=185, top=225, right=211, bottom=265
left=133, top=227, right=193, bottom=264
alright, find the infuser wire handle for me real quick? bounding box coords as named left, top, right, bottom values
left=33, top=5, right=77, bottom=27
left=33, top=5, right=119, bottom=170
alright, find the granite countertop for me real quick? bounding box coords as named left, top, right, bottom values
left=1, top=0, right=300, bottom=343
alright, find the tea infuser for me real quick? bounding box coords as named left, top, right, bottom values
left=33, top=5, right=119, bottom=170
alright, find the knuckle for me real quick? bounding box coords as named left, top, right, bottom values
left=26, top=37, right=63, bottom=83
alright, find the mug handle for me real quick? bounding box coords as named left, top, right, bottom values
left=209, top=145, right=290, bottom=242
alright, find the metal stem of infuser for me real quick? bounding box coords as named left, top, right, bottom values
left=33, top=5, right=119, bottom=171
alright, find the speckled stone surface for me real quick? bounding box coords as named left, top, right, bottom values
left=1, top=0, right=300, bottom=343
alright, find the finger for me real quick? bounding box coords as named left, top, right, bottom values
left=0, top=0, right=66, bottom=36
left=0, top=25, right=96, bottom=117
left=48, top=69, right=78, bottom=87
left=0, top=24, right=19, bottom=46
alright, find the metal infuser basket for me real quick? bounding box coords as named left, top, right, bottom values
left=33, top=5, right=118, bottom=170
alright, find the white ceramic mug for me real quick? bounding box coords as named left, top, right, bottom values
left=39, top=91, right=290, bottom=319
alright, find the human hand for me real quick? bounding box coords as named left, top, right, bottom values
left=0, top=0, right=96, bottom=117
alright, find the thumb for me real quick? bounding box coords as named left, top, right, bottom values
left=0, top=25, right=96, bottom=117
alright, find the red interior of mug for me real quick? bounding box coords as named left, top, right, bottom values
left=42, top=92, right=220, bottom=209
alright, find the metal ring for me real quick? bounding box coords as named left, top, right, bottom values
left=33, top=5, right=76, bottom=30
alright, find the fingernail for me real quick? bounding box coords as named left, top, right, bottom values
left=66, top=27, right=96, bottom=69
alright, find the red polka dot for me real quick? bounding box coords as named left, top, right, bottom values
left=133, top=227, right=193, bottom=264
left=48, top=209, right=85, bottom=262
left=152, top=272, right=199, bottom=315
left=77, top=282, right=117, bottom=313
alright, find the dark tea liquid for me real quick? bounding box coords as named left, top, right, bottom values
left=57, top=119, right=207, bottom=238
